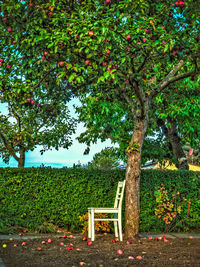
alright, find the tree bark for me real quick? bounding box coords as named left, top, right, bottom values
left=125, top=115, right=149, bottom=239
left=157, top=118, right=189, bottom=170
left=18, top=147, right=25, bottom=168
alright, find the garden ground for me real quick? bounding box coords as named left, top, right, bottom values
left=0, top=233, right=200, bottom=267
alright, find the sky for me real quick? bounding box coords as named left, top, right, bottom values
left=0, top=99, right=114, bottom=168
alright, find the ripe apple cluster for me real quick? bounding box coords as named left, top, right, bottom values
left=174, top=1, right=185, bottom=7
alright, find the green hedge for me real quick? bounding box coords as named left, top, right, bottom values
left=0, top=168, right=199, bottom=234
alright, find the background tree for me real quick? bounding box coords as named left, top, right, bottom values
left=88, top=147, right=122, bottom=170
left=0, top=84, right=76, bottom=167
left=1, top=0, right=200, bottom=238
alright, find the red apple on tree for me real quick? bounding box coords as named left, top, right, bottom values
left=85, top=60, right=90, bottom=65
left=126, top=35, right=131, bottom=41
left=88, top=31, right=94, bottom=36
left=145, top=29, right=151, bottom=34
left=59, top=61, right=65, bottom=67
left=7, top=28, right=12, bottom=32
left=0, top=58, right=4, bottom=63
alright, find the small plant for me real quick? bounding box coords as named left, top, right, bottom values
left=79, top=213, right=112, bottom=234
left=154, top=184, right=182, bottom=231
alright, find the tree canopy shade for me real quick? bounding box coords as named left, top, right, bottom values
left=1, top=0, right=200, bottom=238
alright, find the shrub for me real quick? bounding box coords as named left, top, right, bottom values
left=0, top=167, right=199, bottom=234
left=79, top=213, right=112, bottom=234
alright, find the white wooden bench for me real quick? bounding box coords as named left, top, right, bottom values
left=88, top=180, right=126, bottom=241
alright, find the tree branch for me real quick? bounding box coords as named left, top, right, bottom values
left=150, top=60, right=193, bottom=98
left=0, top=131, right=19, bottom=162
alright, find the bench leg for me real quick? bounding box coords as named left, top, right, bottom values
left=91, top=209, right=95, bottom=241
left=118, top=214, right=123, bottom=241
left=88, top=211, right=91, bottom=239
left=114, top=221, right=118, bottom=239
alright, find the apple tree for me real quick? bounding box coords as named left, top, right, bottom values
left=1, top=0, right=200, bottom=238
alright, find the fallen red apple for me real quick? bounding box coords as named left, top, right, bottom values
left=22, top=241, right=26, bottom=246
left=62, top=235, right=67, bottom=238
left=18, top=233, right=23, bottom=236
left=47, top=239, right=52, bottom=243
left=59, top=242, right=64, bottom=246
left=82, top=237, right=87, bottom=241
left=41, top=241, right=46, bottom=245
left=117, top=249, right=123, bottom=255
left=128, top=256, right=134, bottom=260
left=87, top=241, right=92, bottom=245
left=126, top=240, right=131, bottom=244
left=9, top=238, right=14, bottom=241
left=136, top=256, right=143, bottom=260
left=37, top=247, right=42, bottom=251
left=14, top=244, right=18, bottom=247
left=148, top=236, right=153, bottom=240
left=112, top=239, right=116, bottom=243
left=67, top=246, right=73, bottom=250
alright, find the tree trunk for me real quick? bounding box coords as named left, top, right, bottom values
left=125, top=116, right=148, bottom=239
left=18, top=147, right=25, bottom=168
left=167, top=118, right=189, bottom=170
left=157, top=118, right=189, bottom=170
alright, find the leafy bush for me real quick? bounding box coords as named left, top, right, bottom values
left=0, top=168, right=199, bottom=234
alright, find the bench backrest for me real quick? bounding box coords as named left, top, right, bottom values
left=114, top=180, right=126, bottom=209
